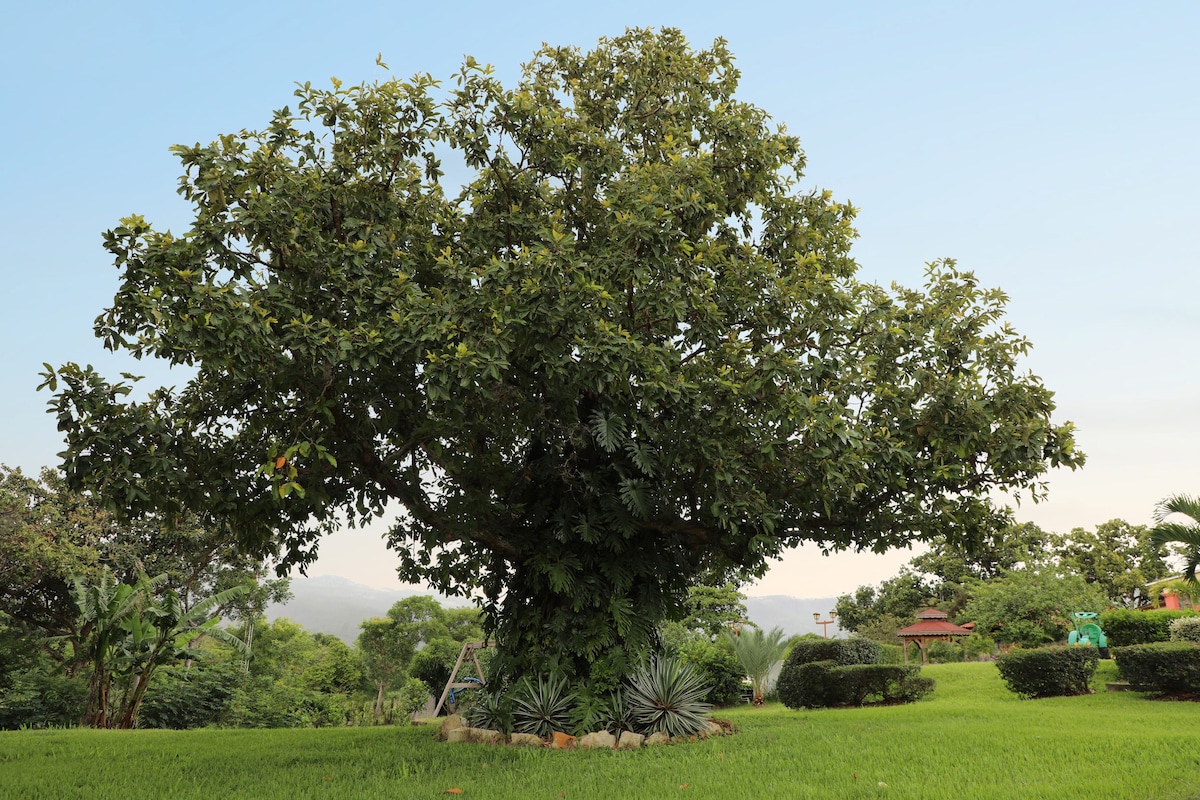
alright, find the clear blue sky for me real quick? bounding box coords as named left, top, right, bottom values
left=2, top=2, right=1197, bottom=598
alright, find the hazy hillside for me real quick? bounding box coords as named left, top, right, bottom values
left=268, top=575, right=842, bottom=642
left=265, top=576, right=469, bottom=643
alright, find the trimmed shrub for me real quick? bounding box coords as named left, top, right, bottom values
left=777, top=660, right=836, bottom=709
left=1169, top=617, right=1200, bottom=643
left=784, top=637, right=881, bottom=668
left=834, top=665, right=934, bottom=706
left=777, top=661, right=933, bottom=709
left=1100, top=608, right=1200, bottom=646
left=1114, top=642, right=1200, bottom=694
left=778, top=637, right=888, bottom=710
left=995, top=647, right=1099, bottom=698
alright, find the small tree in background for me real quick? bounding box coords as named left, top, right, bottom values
left=357, top=618, right=416, bottom=719
left=724, top=625, right=786, bottom=705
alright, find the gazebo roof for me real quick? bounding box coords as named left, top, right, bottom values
left=915, top=608, right=949, bottom=620
left=896, top=619, right=973, bottom=638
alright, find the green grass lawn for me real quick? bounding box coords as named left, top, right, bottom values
left=2, top=661, right=1198, bottom=800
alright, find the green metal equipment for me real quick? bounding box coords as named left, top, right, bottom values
left=1067, top=611, right=1110, bottom=658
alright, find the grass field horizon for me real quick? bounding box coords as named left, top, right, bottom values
left=3, top=661, right=1198, bottom=799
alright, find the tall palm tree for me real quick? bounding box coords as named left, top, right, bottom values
left=1152, top=494, right=1200, bottom=584
left=723, top=625, right=787, bottom=705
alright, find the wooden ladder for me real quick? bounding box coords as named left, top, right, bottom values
left=432, top=640, right=495, bottom=717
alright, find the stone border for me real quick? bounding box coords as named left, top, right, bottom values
left=425, top=714, right=729, bottom=749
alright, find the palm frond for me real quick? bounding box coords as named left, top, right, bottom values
left=1152, top=494, right=1200, bottom=583
left=1154, top=494, right=1200, bottom=525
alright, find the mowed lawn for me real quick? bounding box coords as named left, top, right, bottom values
left=3, top=661, right=1198, bottom=800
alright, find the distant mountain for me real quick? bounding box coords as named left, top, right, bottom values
left=265, top=575, right=468, bottom=643
left=268, top=575, right=843, bottom=643
left=743, top=595, right=842, bottom=638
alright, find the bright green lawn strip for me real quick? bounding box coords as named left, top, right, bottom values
left=2, top=662, right=1198, bottom=800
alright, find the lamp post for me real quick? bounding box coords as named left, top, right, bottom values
left=813, top=610, right=838, bottom=639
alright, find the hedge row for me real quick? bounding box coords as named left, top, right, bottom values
left=777, top=662, right=933, bottom=709
left=1099, top=608, right=1200, bottom=646
left=995, top=646, right=1099, bottom=698
left=1114, top=642, right=1200, bottom=694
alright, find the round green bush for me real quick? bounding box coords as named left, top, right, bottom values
left=1169, top=616, right=1200, bottom=643
left=784, top=637, right=881, bottom=669
left=995, top=646, right=1099, bottom=698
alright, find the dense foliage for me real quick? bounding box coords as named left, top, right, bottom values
left=961, top=570, right=1106, bottom=647
left=1169, top=617, right=1200, bottom=643
left=677, top=638, right=745, bottom=706
left=0, top=585, right=485, bottom=730
left=42, top=29, right=1081, bottom=680
left=994, top=646, right=1099, bottom=698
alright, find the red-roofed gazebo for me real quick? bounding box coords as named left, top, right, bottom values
left=897, top=609, right=972, bottom=664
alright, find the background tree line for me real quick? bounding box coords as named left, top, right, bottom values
left=2, top=464, right=818, bottom=728
left=833, top=519, right=1179, bottom=655
left=0, top=466, right=488, bottom=730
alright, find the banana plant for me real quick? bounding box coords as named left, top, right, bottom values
left=68, top=568, right=249, bottom=728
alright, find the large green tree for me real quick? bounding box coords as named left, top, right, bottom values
left=42, top=30, right=1081, bottom=679
left=834, top=571, right=939, bottom=638
left=961, top=568, right=1106, bottom=648
left=1056, top=519, right=1169, bottom=607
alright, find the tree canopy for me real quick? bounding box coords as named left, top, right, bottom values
left=42, top=29, right=1082, bottom=678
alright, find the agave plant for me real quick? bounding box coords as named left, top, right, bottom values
left=511, top=673, right=576, bottom=739
left=625, top=655, right=712, bottom=738
left=464, top=689, right=514, bottom=734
